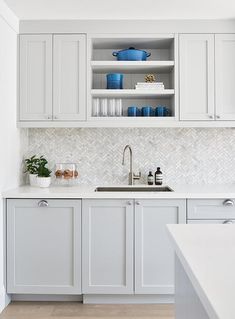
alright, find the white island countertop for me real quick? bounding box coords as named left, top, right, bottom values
left=2, top=184, right=235, bottom=199
left=168, top=224, right=235, bottom=319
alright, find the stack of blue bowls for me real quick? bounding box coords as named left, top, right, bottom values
left=106, top=74, right=123, bottom=89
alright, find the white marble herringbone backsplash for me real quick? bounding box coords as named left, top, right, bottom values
left=24, top=128, right=235, bottom=185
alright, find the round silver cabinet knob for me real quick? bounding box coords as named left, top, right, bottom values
left=38, top=200, right=49, bottom=207
left=127, top=201, right=132, bottom=206
left=216, top=115, right=220, bottom=119
left=223, top=199, right=234, bottom=207
left=208, top=115, right=213, bottom=119
left=223, top=220, right=234, bottom=224
left=135, top=201, right=141, bottom=205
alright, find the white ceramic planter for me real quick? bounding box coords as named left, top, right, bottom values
left=36, top=177, right=51, bottom=188
left=29, top=174, right=38, bottom=187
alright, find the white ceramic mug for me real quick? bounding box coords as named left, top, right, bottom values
left=92, top=98, right=100, bottom=116
left=115, top=99, right=123, bottom=116
left=100, top=98, right=108, bottom=116
left=108, top=99, right=116, bottom=116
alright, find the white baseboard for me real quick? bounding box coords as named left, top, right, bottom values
left=0, top=288, right=11, bottom=313
left=83, top=294, right=174, bottom=304
left=9, top=293, right=174, bottom=304
left=11, top=294, right=83, bottom=302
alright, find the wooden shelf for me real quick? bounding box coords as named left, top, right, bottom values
left=91, top=89, right=174, bottom=98
left=91, top=61, right=174, bottom=73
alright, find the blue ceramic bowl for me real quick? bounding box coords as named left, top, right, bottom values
left=155, top=106, right=170, bottom=117
left=106, top=73, right=123, bottom=89
left=142, top=106, right=154, bottom=117
left=128, top=106, right=140, bottom=116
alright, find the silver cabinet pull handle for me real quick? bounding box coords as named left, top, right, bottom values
left=135, top=201, right=141, bottom=205
left=38, top=200, right=49, bottom=207
left=127, top=201, right=132, bottom=206
left=223, top=220, right=234, bottom=224
left=223, top=199, right=234, bottom=207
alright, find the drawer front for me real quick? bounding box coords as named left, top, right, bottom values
left=187, top=199, right=235, bottom=219
left=188, top=219, right=235, bottom=224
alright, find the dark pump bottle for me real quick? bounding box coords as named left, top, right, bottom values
left=147, top=171, right=154, bottom=185
left=155, top=167, right=163, bottom=185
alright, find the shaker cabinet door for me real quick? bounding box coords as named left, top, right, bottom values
left=7, top=199, right=81, bottom=294
left=135, top=199, right=186, bottom=294
left=215, top=34, right=235, bottom=120
left=82, top=199, right=134, bottom=294
left=53, top=35, right=86, bottom=121
left=19, top=35, right=53, bottom=120
left=179, top=34, right=215, bottom=121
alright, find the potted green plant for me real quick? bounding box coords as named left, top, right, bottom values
left=25, top=155, right=52, bottom=187
left=24, top=155, right=40, bottom=186
left=36, top=157, right=52, bottom=188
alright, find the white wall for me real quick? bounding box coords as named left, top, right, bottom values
left=0, top=0, right=19, bottom=312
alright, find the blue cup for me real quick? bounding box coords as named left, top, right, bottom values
left=142, top=106, right=154, bottom=117
left=106, top=73, right=123, bottom=89
left=155, top=106, right=170, bottom=117
left=128, top=106, right=140, bottom=117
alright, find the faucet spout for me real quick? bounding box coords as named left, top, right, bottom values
left=122, top=145, right=141, bottom=185
left=122, top=144, right=133, bottom=172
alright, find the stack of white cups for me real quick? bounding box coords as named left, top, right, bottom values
left=93, top=98, right=123, bottom=117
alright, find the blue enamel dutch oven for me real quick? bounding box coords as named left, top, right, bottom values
left=112, top=47, right=151, bottom=61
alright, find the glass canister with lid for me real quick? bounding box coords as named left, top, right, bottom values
left=55, top=163, right=79, bottom=186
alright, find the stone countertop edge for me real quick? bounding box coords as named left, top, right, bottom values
left=167, top=224, right=235, bottom=319
left=2, top=184, right=235, bottom=199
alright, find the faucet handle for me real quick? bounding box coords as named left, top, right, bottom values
left=133, top=171, right=141, bottom=180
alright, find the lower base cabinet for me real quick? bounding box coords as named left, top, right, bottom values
left=82, top=199, right=134, bottom=294
left=187, top=199, right=235, bottom=224
left=82, top=199, right=186, bottom=295
left=135, top=199, right=186, bottom=294
left=7, top=199, right=81, bottom=294
left=6, top=197, right=186, bottom=296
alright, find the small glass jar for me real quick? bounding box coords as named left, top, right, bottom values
left=55, top=163, right=79, bottom=186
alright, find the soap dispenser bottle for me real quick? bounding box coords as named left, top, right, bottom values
left=155, top=167, right=163, bottom=185
left=147, top=171, right=154, bottom=185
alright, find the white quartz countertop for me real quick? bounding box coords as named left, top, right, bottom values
left=2, top=184, right=235, bottom=199
left=167, top=224, right=235, bottom=319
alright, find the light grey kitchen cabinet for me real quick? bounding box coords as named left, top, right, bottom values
left=7, top=199, right=81, bottom=294
left=19, top=35, right=53, bottom=121
left=135, top=199, right=186, bottom=294
left=188, top=219, right=235, bottom=224
left=53, top=34, right=86, bottom=121
left=82, top=198, right=186, bottom=295
left=179, top=34, right=215, bottom=121
left=215, top=34, right=235, bottom=120
left=82, top=199, right=134, bottom=294
left=19, top=34, right=86, bottom=122
left=187, top=199, right=235, bottom=220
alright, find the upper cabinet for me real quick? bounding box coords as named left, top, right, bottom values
left=179, top=34, right=215, bottom=121
left=18, top=32, right=235, bottom=127
left=53, top=35, right=86, bottom=121
left=19, top=35, right=53, bottom=121
left=19, top=34, right=86, bottom=122
left=215, top=34, right=235, bottom=121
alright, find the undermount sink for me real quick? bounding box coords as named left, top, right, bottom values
left=95, top=186, right=173, bottom=192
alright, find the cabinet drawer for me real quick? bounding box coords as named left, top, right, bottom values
left=188, top=219, right=235, bottom=224
left=187, top=199, right=235, bottom=219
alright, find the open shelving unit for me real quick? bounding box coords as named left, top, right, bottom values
left=87, top=34, right=178, bottom=123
